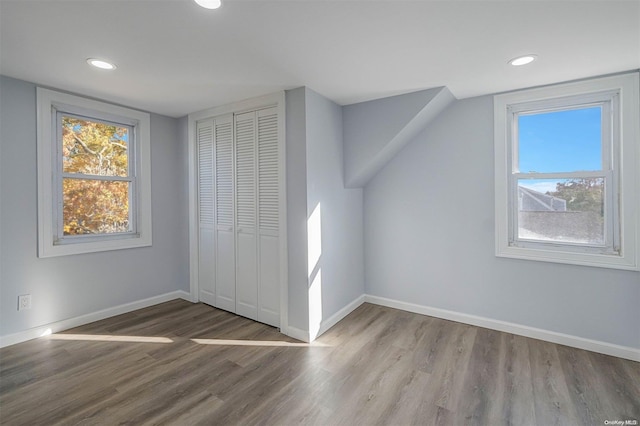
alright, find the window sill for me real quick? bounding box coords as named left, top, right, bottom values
left=496, top=243, right=638, bottom=271
left=39, top=234, right=152, bottom=258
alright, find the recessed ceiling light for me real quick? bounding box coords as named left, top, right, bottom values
left=509, top=55, right=537, bottom=66
left=87, top=58, right=117, bottom=70
left=194, top=0, right=222, bottom=9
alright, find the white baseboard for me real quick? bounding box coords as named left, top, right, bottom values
left=365, top=294, right=640, bottom=363
left=18, top=289, right=633, bottom=362
left=284, top=325, right=310, bottom=343
left=284, top=295, right=366, bottom=343
left=0, top=290, right=192, bottom=348
left=317, top=294, right=365, bottom=338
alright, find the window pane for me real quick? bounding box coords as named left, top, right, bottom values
left=63, top=179, right=130, bottom=235
left=517, top=178, right=604, bottom=245
left=518, top=106, right=601, bottom=173
left=62, top=116, right=129, bottom=177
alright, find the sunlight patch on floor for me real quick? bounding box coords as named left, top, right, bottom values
left=48, top=334, right=173, bottom=343
left=45, top=334, right=330, bottom=347
left=191, top=338, right=330, bottom=347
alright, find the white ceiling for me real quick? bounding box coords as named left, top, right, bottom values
left=1, top=0, right=638, bottom=118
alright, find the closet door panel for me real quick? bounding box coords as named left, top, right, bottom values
left=234, top=112, right=258, bottom=319
left=215, top=230, right=236, bottom=311
left=257, top=108, right=279, bottom=234
left=258, top=235, right=280, bottom=326
left=236, top=232, right=258, bottom=319
left=198, top=231, right=215, bottom=305
left=197, top=119, right=216, bottom=305
left=257, top=108, right=280, bottom=326
left=214, top=114, right=236, bottom=312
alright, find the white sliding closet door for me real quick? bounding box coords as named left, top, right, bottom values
left=234, top=112, right=258, bottom=320
left=197, top=119, right=216, bottom=306
left=214, top=114, right=236, bottom=312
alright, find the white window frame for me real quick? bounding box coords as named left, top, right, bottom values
left=494, top=73, right=639, bottom=271
left=37, top=88, right=152, bottom=257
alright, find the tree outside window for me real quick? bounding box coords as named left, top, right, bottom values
left=60, top=116, right=132, bottom=236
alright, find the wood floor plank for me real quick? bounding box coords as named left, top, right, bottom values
left=558, top=347, right=599, bottom=424
left=1, top=300, right=637, bottom=426
left=450, top=327, right=503, bottom=425
left=238, top=362, right=334, bottom=426
left=557, top=344, right=630, bottom=426
left=529, top=339, right=582, bottom=426
left=430, top=322, right=477, bottom=412
left=148, top=391, right=225, bottom=426
left=582, top=351, right=640, bottom=421
left=327, top=345, right=414, bottom=425
left=488, top=333, right=537, bottom=426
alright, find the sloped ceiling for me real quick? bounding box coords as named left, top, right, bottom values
left=343, top=87, right=455, bottom=187
left=1, top=0, right=638, bottom=117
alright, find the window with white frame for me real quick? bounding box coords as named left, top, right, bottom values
left=37, top=88, right=152, bottom=257
left=494, top=73, right=639, bottom=270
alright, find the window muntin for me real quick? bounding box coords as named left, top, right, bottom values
left=57, top=113, right=136, bottom=241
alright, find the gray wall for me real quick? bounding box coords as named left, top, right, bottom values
left=305, top=88, right=364, bottom=333
left=0, top=76, right=189, bottom=338
left=285, top=87, right=365, bottom=337
left=364, top=95, right=640, bottom=349
left=285, top=87, right=310, bottom=332
left=4, top=75, right=633, bottom=350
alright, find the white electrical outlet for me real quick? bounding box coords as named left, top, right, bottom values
left=18, top=294, right=31, bottom=311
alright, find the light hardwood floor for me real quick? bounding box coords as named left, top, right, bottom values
left=1, top=300, right=638, bottom=425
